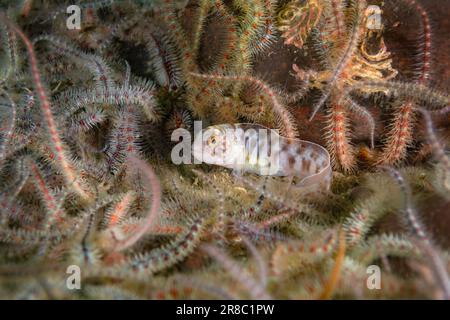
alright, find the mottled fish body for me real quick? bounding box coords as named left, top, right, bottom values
left=193, top=123, right=332, bottom=192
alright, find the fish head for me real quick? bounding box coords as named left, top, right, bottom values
left=192, top=124, right=243, bottom=167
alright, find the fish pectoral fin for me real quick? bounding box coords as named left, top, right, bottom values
left=231, top=167, right=244, bottom=177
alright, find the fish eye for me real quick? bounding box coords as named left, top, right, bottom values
left=208, top=135, right=217, bottom=146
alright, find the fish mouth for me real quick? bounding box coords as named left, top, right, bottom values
left=191, top=141, right=204, bottom=163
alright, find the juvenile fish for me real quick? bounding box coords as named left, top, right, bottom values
left=192, top=123, right=332, bottom=192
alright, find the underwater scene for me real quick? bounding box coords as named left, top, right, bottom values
left=0, top=0, right=449, bottom=300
